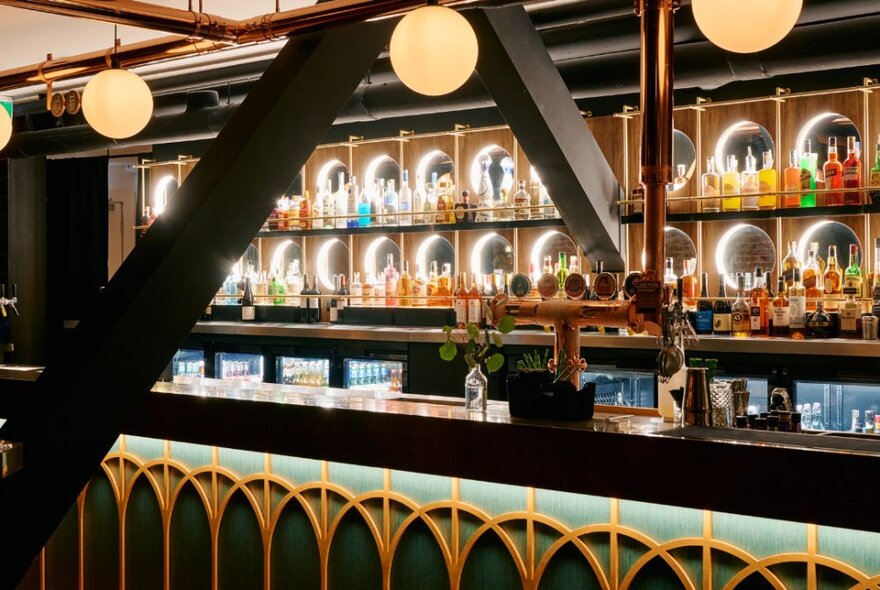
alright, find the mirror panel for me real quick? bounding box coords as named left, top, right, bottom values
left=152, top=174, right=179, bottom=216
left=669, top=129, right=697, bottom=192
left=364, top=155, right=401, bottom=191
left=714, top=121, right=775, bottom=174
left=471, top=232, right=514, bottom=277
left=316, top=160, right=350, bottom=193
left=363, top=237, right=401, bottom=278
left=640, top=227, right=697, bottom=277
left=270, top=240, right=303, bottom=276
left=317, top=239, right=350, bottom=290
left=416, top=150, right=455, bottom=189
left=796, top=221, right=861, bottom=269
left=715, top=224, right=776, bottom=288
left=416, top=235, right=455, bottom=276
left=530, top=230, right=579, bottom=275
left=796, top=112, right=861, bottom=171
left=470, top=144, right=514, bottom=204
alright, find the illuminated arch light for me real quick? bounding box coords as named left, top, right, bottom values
left=714, top=120, right=757, bottom=173
left=639, top=227, right=679, bottom=271
left=317, top=238, right=342, bottom=290
left=416, top=150, right=445, bottom=189
left=364, top=155, right=395, bottom=190
left=531, top=230, right=567, bottom=274
left=316, top=159, right=345, bottom=192
left=469, top=144, right=504, bottom=193
left=270, top=240, right=294, bottom=275
left=794, top=112, right=848, bottom=156
left=715, top=223, right=759, bottom=289
left=796, top=220, right=834, bottom=264
left=470, top=232, right=499, bottom=276
left=364, top=236, right=390, bottom=278
left=416, top=234, right=441, bottom=276
left=152, top=174, right=178, bottom=216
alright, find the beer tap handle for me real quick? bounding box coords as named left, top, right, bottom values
left=9, top=284, right=18, bottom=316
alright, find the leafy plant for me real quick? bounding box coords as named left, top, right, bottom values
left=516, top=347, right=580, bottom=384
left=516, top=349, right=550, bottom=372
left=439, top=298, right=515, bottom=373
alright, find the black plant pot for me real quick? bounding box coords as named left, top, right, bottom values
left=506, top=370, right=595, bottom=421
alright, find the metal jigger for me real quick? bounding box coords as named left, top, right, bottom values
left=683, top=367, right=712, bottom=427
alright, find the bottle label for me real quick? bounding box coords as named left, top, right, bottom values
left=455, top=300, right=468, bottom=326
left=800, top=170, right=812, bottom=190
left=824, top=277, right=837, bottom=293
left=467, top=298, right=482, bottom=325
left=713, top=313, right=731, bottom=333
left=749, top=306, right=763, bottom=330
left=329, top=307, right=338, bottom=323
left=789, top=296, right=806, bottom=328
left=842, top=165, right=860, bottom=183
left=772, top=306, right=790, bottom=327
left=825, top=167, right=839, bottom=179
left=732, top=312, right=749, bottom=334
left=241, top=306, right=256, bottom=321
left=842, top=284, right=860, bottom=296
left=840, top=307, right=858, bottom=332
left=695, top=310, right=713, bottom=333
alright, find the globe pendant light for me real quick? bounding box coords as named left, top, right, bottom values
left=390, top=4, right=478, bottom=97
left=0, top=99, right=11, bottom=151
left=82, top=68, right=153, bottom=139
left=692, top=0, right=802, bottom=54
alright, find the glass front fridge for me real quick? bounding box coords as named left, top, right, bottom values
left=343, top=358, right=405, bottom=394
left=795, top=380, right=880, bottom=432
left=215, top=351, right=264, bottom=382
left=276, top=356, right=330, bottom=388
left=169, top=348, right=205, bottom=382
left=580, top=365, right=655, bottom=408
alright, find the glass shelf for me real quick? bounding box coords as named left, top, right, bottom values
left=621, top=202, right=880, bottom=225
left=255, top=216, right=565, bottom=238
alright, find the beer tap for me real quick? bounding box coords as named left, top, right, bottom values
left=656, top=278, right=698, bottom=383
left=0, top=284, right=19, bottom=317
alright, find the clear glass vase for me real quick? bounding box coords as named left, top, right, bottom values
left=464, top=364, right=488, bottom=412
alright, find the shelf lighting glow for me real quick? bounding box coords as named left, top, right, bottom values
left=531, top=230, right=565, bottom=274
left=271, top=240, right=294, bottom=275
left=364, top=236, right=390, bottom=278
left=796, top=220, right=832, bottom=264
left=152, top=174, right=178, bottom=217
left=471, top=232, right=499, bottom=276
left=715, top=223, right=748, bottom=289
left=795, top=112, right=843, bottom=156
left=317, top=238, right=342, bottom=290
left=364, top=155, right=394, bottom=189
left=316, top=159, right=344, bottom=192
left=714, top=121, right=755, bottom=173
left=416, top=234, right=441, bottom=275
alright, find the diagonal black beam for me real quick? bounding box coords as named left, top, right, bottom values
left=467, top=6, right=625, bottom=271
left=0, top=19, right=395, bottom=588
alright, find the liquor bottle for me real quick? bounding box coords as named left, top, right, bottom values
left=556, top=252, right=570, bottom=291
left=770, top=276, right=790, bottom=337
left=397, top=261, right=411, bottom=307
left=731, top=274, right=750, bottom=338
left=426, top=262, right=439, bottom=307
left=663, top=257, right=677, bottom=293
left=749, top=267, right=769, bottom=336
left=844, top=243, right=863, bottom=300
left=873, top=238, right=880, bottom=317
left=288, top=196, right=300, bottom=231
left=300, top=275, right=312, bottom=323
left=542, top=255, right=553, bottom=276
left=412, top=174, right=425, bottom=225
left=802, top=249, right=822, bottom=312
left=722, top=154, right=742, bottom=212
left=438, top=263, right=453, bottom=306
left=842, top=136, right=862, bottom=205
left=350, top=271, right=362, bottom=306
left=805, top=301, right=834, bottom=339
left=701, top=156, right=721, bottom=213
left=800, top=140, right=818, bottom=208
left=592, top=260, right=618, bottom=300
left=475, top=159, right=493, bottom=222
left=499, top=159, right=515, bottom=221
left=299, top=190, right=312, bottom=230
left=241, top=275, right=256, bottom=321
left=839, top=289, right=860, bottom=338
left=399, top=171, right=412, bottom=226
left=694, top=272, right=714, bottom=335
left=255, top=270, right=268, bottom=305
left=870, top=135, right=880, bottom=204
left=668, top=163, right=688, bottom=214
left=423, top=174, right=436, bottom=223
left=680, top=258, right=698, bottom=307
left=455, top=190, right=469, bottom=223
left=337, top=274, right=348, bottom=319
left=310, top=274, right=321, bottom=322
left=276, top=197, right=289, bottom=231
left=270, top=272, right=285, bottom=305
left=383, top=179, right=398, bottom=226
left=823, top=245, right=842, bottom=309
left=513, top=180, right=529, bottom=220
left=353, top=180, right=369, bottom=228
left=286, top=261, right=303, bottom=307
left=812, top=241, right=826, bottom=277
left=468, top=274, right=483, bottom=327
left=337, top=172, right=350, bottom=229
left=824, top=136, right=844, bottom=206
left=454, top=272, right=469, bottom=328
left=528, top=179, right=541, bottom=220
left=764, top=271, right=775, bottom=300
left=788, top=268, right=806, bottom=340
left=329, top=275, right=341, bottom=323
left=435, top=179, right=448, bottom=224
left=384, top=253, right=398, bottom=306
left=373, top=273, right=385, bottom=307
left=741, top=147, right=760, bottom=211
left=322, top=179, right=335, bottom=230
left=782, top=240, right=800, bottom=289
left=783, top=149, right=801, bottom=208
left=758, top=150, right=777, bottom=210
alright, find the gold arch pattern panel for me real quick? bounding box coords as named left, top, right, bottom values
left=33, top=435, right=880, bottom=590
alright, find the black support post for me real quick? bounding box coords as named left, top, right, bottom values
left=468, top=6, right=625, bottom=270
left=0, top=19, right=395, bottom=588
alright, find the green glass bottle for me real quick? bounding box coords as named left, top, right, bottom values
left=556, top=252, right=570, bottom=290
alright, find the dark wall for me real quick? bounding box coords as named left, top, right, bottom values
left=0, top=159, right=7, bottom=289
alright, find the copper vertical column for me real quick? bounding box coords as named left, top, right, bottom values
left=636, top=0, right=677, bottom=285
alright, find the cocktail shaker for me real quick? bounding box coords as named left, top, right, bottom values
left=683, top=367, right=712, bottom=426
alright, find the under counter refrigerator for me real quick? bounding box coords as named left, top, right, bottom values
left=214, top=351, right=264, bottom=382
left=169, top=348, right=205, bottom=379
left=795, top=380, right=880, bottom=432
left=275, top=356, right=331, bottom=387
left=580, top=364, right=655, bottom=407
left=343, top=358, right=406, bottom=394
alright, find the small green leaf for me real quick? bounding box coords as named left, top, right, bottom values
left=492, top=333, right=504, bottom=348
left=465, top=339, right=476, bottom=354
left=439, top=340, right=458, bottom=361
left=466, top=322, right=480, bottom=339
left=442, top=325, right=453, bottom=334
left=497, top=315, right=516, bottom=334
left=486, top=353, right=505, bottom=373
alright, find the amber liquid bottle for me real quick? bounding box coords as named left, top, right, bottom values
left=788, top=269, right=806, bottom=340
left=770, top=276, right=790, bottom=337
left=823, top=245, right=842, bottom=309
left=842, top=136, right=862, bottom=206
left=749, top=268, right=769, bottom=336
left=397, top=261, right=412, bottom=307
left=731, top=275, right=751, bottom=338
left=824, top=137, right=844, bottom=206
left=454, top=272, right=468, bottom=328
left=783, top=149, right=802, bottom=208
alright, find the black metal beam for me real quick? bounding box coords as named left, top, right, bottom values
left=467, top=6, right=625, bottom=270
left=0, top=19, right=395, bottom=588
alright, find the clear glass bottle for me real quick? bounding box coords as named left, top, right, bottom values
left=513, top=180, right=530, bottom=220
left=399, top=170, right=412, bottom=226
left=384, top=253, right=398, bottom=306
left=349, top=271, right=363, bottom=307
left=286, top=260, right=303, bottom=307
left=663, top=257, right=677, bottom=292
left=476, top=158, right=493, bottom=222
left=722, top=154, right=741, bottom=212
left=412, top=174, right=425, bottom=225
left=464, top=363, right=488, bottom=412
left=799, top=140, right=818, bottom=208
left=788, top=268, right=806, bottom=340
left=741, top=147, right=760, bottom=211
left=384, top=178, right=399, bottom=226
left=731, top=274, right=751, bottom=338
left=783, top=149, right=801, bottom=208
left=758, top=150, right=777, bottom=210
left=701, top=156, right=721, bottom=213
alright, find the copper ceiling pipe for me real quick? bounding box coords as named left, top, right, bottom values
left=635, top=0, right=677, bottom=291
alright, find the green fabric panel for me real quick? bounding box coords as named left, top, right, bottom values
left=328, top=461, right=385, bottom=497
left=125, top=477, right=164, bottom=590
left=618, top=535, right=649, bottom=587
left=170, top=441, right=214, bottom=470
left=327, top=510, right=383, bottom=590
left=391, top=469, right=452, bottom=506
left=45, top=502, right=79, bottom=590
left=124, top=436, right=166, bottom=463
left=218, top=447, right=266, bottom=479
left=272, top=454, right=323, bottom=486
left=769, top=562, right=808, bottom=590
left=712, top=511, right=806, bottom=558
left=736, top=571, right=777, bottom=589
left=459, top=530, right=523, bottom=590
left=711, top=549, right=748, bottom=590
left=391, top=518, right=450, bottom=590
left=817, top=564, right=860, bottom=590
left=619, top=499, right=702, bottom=544
left=169, top=484, right=211, bottom=590
left=534, top=490, right=611, bottom=530
left=270, top=502, right=321, bottom=589
left=578, top=532, right=611, bottom=582
left=669, top=546, right=702, bottom=590
left=538, top=542, right=604, bottom=590
left=458, top=478, right=527, bottom=517
left=83, top=472, right=120, bottom=590
left=628, top=555, right=692, bottom=590
left=818, top=525, right=880, bottom=576
left=218, top=492, right=264, bottom=590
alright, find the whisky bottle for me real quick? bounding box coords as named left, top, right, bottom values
left=454, top=272, right=468, bottom=328
left=680, top=257, right=698, bottom=308
left=843, top=244, right=863, bottom=300
left=361, top=274, right=374, bottom=307
left=439, top=263, right=453, bottom=306
left=514, top=180, right=530, bottom=220
left=758, top=150, right=778, bottom=210
left=824, top=136, right=844, bottom=206
left=741, top=147, right=760, bottom=211
left=731, top=274, right=750, bottom=338
left=782, top=240, right=800, bottom=289
left=299, top=190, right=311, bottom=230
left=694, top=272, right=714, bottom=335
left=789, top=268, right=806, bottom=340
left=749, top=267, right=769, bottom=336
left=839, top=290, right=860, bottom=338
left=805, top=300, right=834, bottom=339
left=842, top=136, right=862, bottom=205
left=783, top=149, right=801, bottom=208
left=426, top=262, right=439, bottom=307
left=702, top=156, right=721, bottom=213
left=870, top=135, right=880, bottom=204
left=397, top=261, right=411, bottom=307
left=770, top=276, right=790, bottom=337
left=468, top=274, right=483, bottom=327
left=823, top=245, right=842, bottom=309
left=722, top=154, right=741, bottom=212
left=712, top=275, right=731, bottom=335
